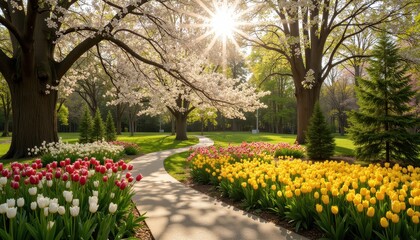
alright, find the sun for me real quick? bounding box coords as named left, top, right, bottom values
left=211, top=5, right=237, bottom=39
left=179, top=0, right=252, bottom=72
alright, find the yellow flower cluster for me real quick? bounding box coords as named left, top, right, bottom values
left=191, top=154, right=420, bottom=233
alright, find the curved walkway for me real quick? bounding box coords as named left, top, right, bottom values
left=131, top=136, right=307, bottom=240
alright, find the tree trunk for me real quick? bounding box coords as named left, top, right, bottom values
left=295, top=84, right=321, bottom=144
left=2, top=118, right=10, bottom=137
left=171, top=115, right=175, bottom=135
left=175, top=115, right=188, bottom=140
left=115, top=104, right=122, bottom=135
left=4, top=75, right=58, bottom=159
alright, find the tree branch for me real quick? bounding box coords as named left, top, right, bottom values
left=0, top=16, right=24, bottom=47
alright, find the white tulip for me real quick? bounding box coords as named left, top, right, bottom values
left=30, top=202, right=37, bottom=210
left=93, top=181, right=99, bottom=188
left=49, top=202, right=58, bottom=214
left=17, top=198, right=24, bottom=207
left=66, top=181, right=71, bottom=188
left=89, top=203, right=99, bottom=213
left=47, top=180, right=53, bottom=187
left=6, top=207, right=17, bottom=219
left=0, top=177, right=7, bottom=185
left=44, top=207, right=49, bottom=216
left=72, top=199, right=79, bottom=207
left=37, top=181, right=43, bottom=189
left=108, top=202, right=117, bottom=214
left=7, top=199, right=15, bottom=207
left=58, top=206, right=65, bottom=215
left=63, top=191, right=73, bottom=203
left=88, top=196, right=98, bottom=205
left=0, top=203, right=7, bottom=214
left=70, top=206, right=80, bottom=217
left=28, top=187, right=37, bottom=196
left=110, top=193, right=115, bottom=199
left=47, top=221, right=55, bottom=230
left=92, top=190, right=98, bottom=197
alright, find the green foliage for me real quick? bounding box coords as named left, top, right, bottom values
left=105, top=111, right=117, bottom=141
left=92, top=109, right=105, bottom=142
left=274, top=148, right=305, bottom=159
left=79, top=106, right=93, bottom=143
left=349, top=34, right=420, bottom=164
left=57, top=104, right=69, bottom=126
left=306, top=103, right=336, bottom=160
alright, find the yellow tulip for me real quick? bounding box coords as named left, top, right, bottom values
left=277, top=190, right=283, bottom=198
left=386, top=211, right=393, bottom=219
left=331, top=205, right=339, bottom=215
left=241, top=182, right=247, bottom=188
left=322, top=195, right=330, bottom=205
left=316, top=204, right=323, bottom=213
left=380, top=217, right=389, bottom=228
left=271, top=185, right=276, bottom=191
left=357, top=203, right=364, bottom=212
left=391, top=201, right=401, bottom=213
left=376, top=192, right=385, bottom=201
left=407, top=208, right=415, bottom=217
left=366, top=207, right=375, bottom=217
left=412, top=215, right=419, bottom=224
left=391, top=214, right=399, bottom=223
left=369, top=197, right=377, bottom=205
left=285, top=190, right=293, bottom=198
left=295, top=189, right=301, bottom=196
left=314, top=192, right=320, bottom=199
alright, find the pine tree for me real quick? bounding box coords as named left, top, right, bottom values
left=349, top=34, right=420, bottom=164
left=306, top=103, right=336, bottom=160
left=79, top=106, right=93, bottom=143
left=91, top=109, right=105, bottom=142
left=105, top=111, right=117, bottom=141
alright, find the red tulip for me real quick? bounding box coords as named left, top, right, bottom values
left=125, top=172, right=131, bottom=178
left=136, top=174, right=143, bottom=181
left=35, top=159, right=41, bottom=164
left=11, top=181, right=19, bottom=189
left=65, top=158, right=71, bottom=165
left=60, top=161, right=66, bottom=167
left=120, top=182, right=127, bottom=190
left=29, top=175, right=38, bottom=185
left=13, top=175, right=20, bottom=182
left=72, top=174, right=80, bottom=182
left=128, top=165, right=134, bottom=171
left=115, top=180, right=121, bottom=187
left=2, top=169, right=9, bottom=177
left=79, top=176, right=87, bottom=185
left=62, top=173, right=69, bottom=181
left=24, top=178, right=30, bottom=185
left=0, top=163, right=3, bottom=171
left=105, top=163, right=112, bottom=169
left=46, top=172, right=53, bottom=180
left=100, top=166, right=106, bottom=174
left=55, top=171, right=62, bottom=179
left=121, top=164, right=127, bottom=171
left=102, top=176, right=108, bottom=182
left=128, top=176, right=134, bottom=182
left=112, top=167, right=118, bottom=173
left=51, top=161, right=57, bottom=168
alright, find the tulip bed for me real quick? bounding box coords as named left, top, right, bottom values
left=30, top=140, right=126, bottom=165
left=189, top=144, right=420, bottom=240
left=0, top=157, right=144, bottom=240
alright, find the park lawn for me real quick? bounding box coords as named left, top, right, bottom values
left=0, top=133, right=199, bottom=165
left=116, top=133, right=198, bottom=154
left=164, top=151, right=191, bottom=182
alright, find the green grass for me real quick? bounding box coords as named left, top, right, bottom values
left=194, top=131, right=355, bottom=157
left=0, top=132, right=199, bottom=163
left=164, top=152, right=191, bottom=182
left=115, top=133, right=198, bottom=154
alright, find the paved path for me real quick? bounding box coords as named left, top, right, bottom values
left=131, top=136, right=307, bottom=240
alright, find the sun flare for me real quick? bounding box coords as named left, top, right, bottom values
left=211, top=6, right=237, bottom=38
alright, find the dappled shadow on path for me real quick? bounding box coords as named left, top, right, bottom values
left=130, top=136, right=306, bottom=240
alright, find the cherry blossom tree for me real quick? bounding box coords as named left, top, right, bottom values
left=0, top=0, right=200, bottom=158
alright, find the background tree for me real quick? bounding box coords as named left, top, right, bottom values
left=188, top=108, right=218, bottom=136
left=349, top=35, right=420, bottom=164
left=306, top=103, right=336, bottom=160
left=248, top=39, right=296, bottom=134
left=321, top=68, right=357, bottom=135
left=79, top=106, right=93, bottom=143
left=57, top=104, right=69, bottom=127
left=246, top=0, right=413, bottom=143
left=92, top=109, right=105, bottom=141
left=105, top=111, right=117, bottom=141
left=0, top=75, right=11, bottom=137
